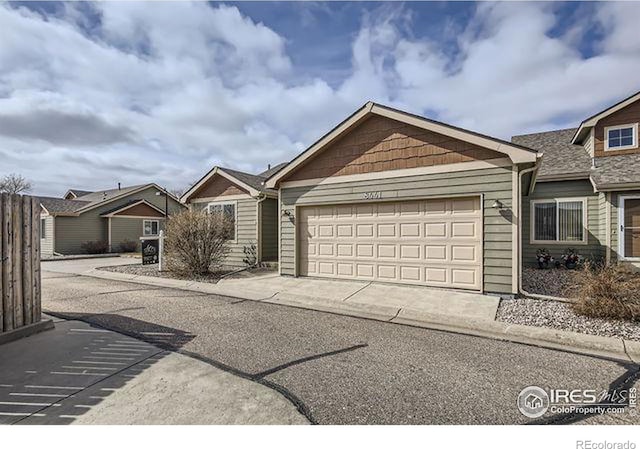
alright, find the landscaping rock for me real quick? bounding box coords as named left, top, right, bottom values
left=497, top=297, right=640, bottom=342
left=522, top=266, right=581, bottom=298
left=99, top=264, right=226, bottom=284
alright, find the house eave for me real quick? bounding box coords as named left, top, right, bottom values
left=265, top=102, right=538, bottom=189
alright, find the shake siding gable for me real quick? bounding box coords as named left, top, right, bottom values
left=284, top=115, right=505, bottom=182
left=594, top=100, right=640, bottom=157
left=280, top=166, right=515, bottom=294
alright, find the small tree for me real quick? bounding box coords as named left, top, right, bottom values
left=0, top=173, right=32, bottom=194
left=164, top=209, right=231, bottom=275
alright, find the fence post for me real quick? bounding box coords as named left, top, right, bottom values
left=2, top=194, right=14, bottom=332
left=12, top=195, right=24, bottom=328
left=22, top=196, right=33, bottom=326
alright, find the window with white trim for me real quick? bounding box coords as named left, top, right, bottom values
left=532, top=199, right=586, bottom=243
left=143, top=220, right=159, bottom=236
left=605, top=123, right=637, bottom=151
left=207, top=202, right=236, bottom=240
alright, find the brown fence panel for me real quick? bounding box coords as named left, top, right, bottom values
left=0, top=194, right=42, bottom=334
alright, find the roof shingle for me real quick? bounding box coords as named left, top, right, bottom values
left=511, top=128, right=592, bottom=179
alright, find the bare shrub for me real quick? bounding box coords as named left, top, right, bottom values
left=119, top=239, right=138, bottom=253
left=81, top=240, right=109, bottom=254
left=571, top=263, right=640, bottom=321
left=164, top=209, right=231, bottom=275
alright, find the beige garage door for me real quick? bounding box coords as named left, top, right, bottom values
left=299, top=197, right=482, bottom=290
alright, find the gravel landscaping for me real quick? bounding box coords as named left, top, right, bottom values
left=98, top=263, right=228, bottom=283
left=522, top=266, right=581, bottom=298
left=497, top=297, right=640, bottom=341
left=98, top=263, right=275, bottom=283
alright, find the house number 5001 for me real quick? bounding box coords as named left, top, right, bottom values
left=363, top=191, right=382, bottom=200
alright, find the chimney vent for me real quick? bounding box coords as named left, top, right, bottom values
left=268, top=164, right=271, bottom=170
left=118, top=182, right=121, bottom=190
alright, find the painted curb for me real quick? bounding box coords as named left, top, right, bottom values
left=62, top=268, right=639, bottom=365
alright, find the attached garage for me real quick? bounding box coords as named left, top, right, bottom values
left=266, top=102, right=539, bottom=295
left=299, top=197, right=482, bottom=290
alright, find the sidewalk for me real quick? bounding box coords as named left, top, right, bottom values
left=42, top=258, right=640, bottom=365
left=0, top=315, right=308, bottom=425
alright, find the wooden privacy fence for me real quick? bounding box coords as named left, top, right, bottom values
left=0, top=193, right=41, bottom=333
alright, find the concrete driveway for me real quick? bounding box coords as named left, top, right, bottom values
left=43, top=257, right=500, bottom=322
left=39, top=266, right=640, bottom=425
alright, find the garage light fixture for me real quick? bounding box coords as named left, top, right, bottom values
left=492, top=200, right=504, bottom=210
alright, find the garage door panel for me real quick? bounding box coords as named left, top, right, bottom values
left=337, top=244, right=353, bottom=257
left=377, top=265, right=397, bottom=280
left=425, top=222, right=447, bottom=238
left=337, top=224, right=353, bottom=237
left=299, top=197, right=481, bottom=290
left=377, top=244, right=396, bottom=258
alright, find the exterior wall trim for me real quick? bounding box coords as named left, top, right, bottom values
left=618, top=194, right=640, bottom=261
left=266, top=103, right=537, bottom=188
left=101, top=199, right=166, bottom=217
left=604, top=123, right=639, bottom=152
left=606, top=192, right=612, bottom=264
left=511, top=165, right=518, bottom=294
left=181, top=167, right=266, bottom=202
left=529, top=197, right=589, bottom=246
left=290, top=192, right=486, bottom=293
left=280, top=158, right=513, bottom=189
left=572, top=90, right=640, bottom=144
left=206, top=199, right=239, bottom=243
left=190, top=194, right=252, bottom=203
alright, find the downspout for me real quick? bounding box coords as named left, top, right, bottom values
left=517, top=165, right=570, bottom=302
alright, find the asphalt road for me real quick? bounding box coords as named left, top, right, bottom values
left=41, top=270, right=640, bottom=425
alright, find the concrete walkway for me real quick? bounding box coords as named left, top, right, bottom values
left=0, top=315, right=308, bottom=425
left=41, top=258, right=640, bottom=364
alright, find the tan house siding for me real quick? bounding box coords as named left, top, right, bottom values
left=260, top=198, right=278, bottom=261
left=115, top=202, right=164, bottom=217
left=280, top=165, right=515, bottom=294
left=192, top=198, right=257, bottom=268
left=522, top=180, right=604, bottom=266
left=283, top=115, right=505, bottom=182
left=189, top=175, right=249, bottom=199
left=40, top=215, right=55, bottom=257
left=594, top=100, right=640, bottom=157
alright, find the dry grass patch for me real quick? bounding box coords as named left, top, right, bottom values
left=571, top=263, right=640, bottom=321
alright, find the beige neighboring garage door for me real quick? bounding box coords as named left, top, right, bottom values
left=299, top=197, right=482, bottom=290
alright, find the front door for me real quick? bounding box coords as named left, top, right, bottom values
left=622, top=197, right=640, bottom=259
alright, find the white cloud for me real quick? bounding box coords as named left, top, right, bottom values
left=0, top=2, right=639, bottom=196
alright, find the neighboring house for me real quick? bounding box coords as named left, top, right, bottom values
left=266, top=102, right=539, bottom=295
left=38, top=184, right=184, bottom=257
left=180, top=164, right=286, bottom=267
left=513, top=90, right=640, bottom=266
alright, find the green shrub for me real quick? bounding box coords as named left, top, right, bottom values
left=81, top=240, right=109, bottom=254
left=571, top=263, right=640, bottom=321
